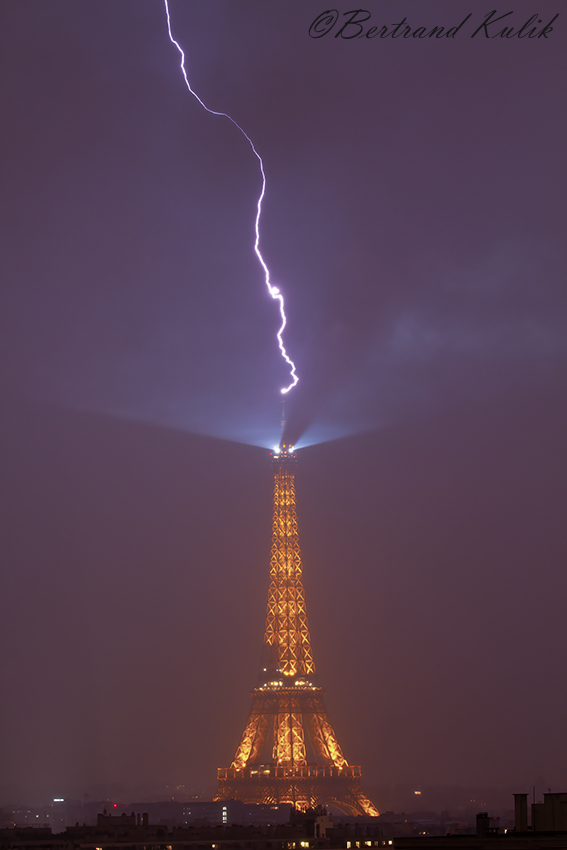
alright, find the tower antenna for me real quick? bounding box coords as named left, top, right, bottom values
left=280, top=399, right=286, bottom=447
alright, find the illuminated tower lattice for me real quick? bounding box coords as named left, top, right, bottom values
left=214, top=445, right=378, bottom=816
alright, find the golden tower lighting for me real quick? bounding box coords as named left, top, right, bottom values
left=214, top=444, right=378, bottom=816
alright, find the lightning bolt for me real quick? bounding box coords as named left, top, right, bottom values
left=163, top=0, right=299, bottom=395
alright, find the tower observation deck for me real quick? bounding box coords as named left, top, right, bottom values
left=213, top=445, right=378, bottom=816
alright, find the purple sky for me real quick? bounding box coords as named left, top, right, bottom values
left=1, top=1, right=566, bottom=809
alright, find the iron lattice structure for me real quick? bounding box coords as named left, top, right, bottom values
left=214, top=445, right=378, bottom=816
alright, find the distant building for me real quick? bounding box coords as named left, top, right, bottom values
left=181, top=800, right=290, bottom=826
left=530, top=793, right=567, bottom=832
left=394, top=792, right=567, bottom=850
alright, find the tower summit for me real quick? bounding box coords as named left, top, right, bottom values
left=214, top=445, right=379, bottom=816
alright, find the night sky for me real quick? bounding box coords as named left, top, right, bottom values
left=1, top=1, right=566, bottom=810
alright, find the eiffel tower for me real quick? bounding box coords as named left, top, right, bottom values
left=214, top=444, right=378, bottom=816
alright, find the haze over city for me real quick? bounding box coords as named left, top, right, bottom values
left=1, top=0, right=566, bottom=813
